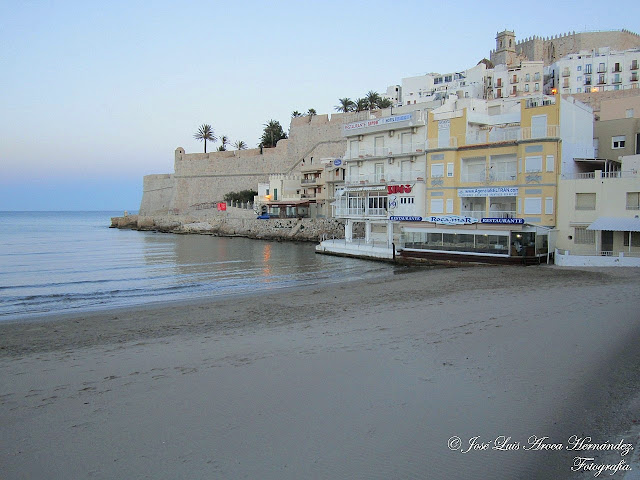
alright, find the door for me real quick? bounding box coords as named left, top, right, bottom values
left=531, top=114, right=547, bottom=138
left=602, top=231, right=613, bottom=253
left=401, top=132, right=411, bottom=153
left=374, top=136, right=384, bottom=156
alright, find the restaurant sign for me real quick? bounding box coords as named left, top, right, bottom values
left=458, top=187, right=518, bottom=198
left=481, top=218, right=525, bottom=224
left=389, top=216, right=423, bottom=221
left=428, top=215, right=479, bottom=225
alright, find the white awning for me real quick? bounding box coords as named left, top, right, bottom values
left=587, top=217, right=640, bottom=232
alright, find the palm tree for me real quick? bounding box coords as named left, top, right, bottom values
left=307, top=108, right=317, bottom=117
left=335, top=98, right=355, bottom=112
left=377, top=97, right=393, bottom=109
left=260, top=120, right=287, bottom=148
left=355, top=98, right=369, bottom=112
left=233, top=140, right=247, bottom=150
left=365, top=91, right=381, bottom=110
left=291, top=111, right=303, bottom=118
left=217, top=135, right=229, bottom=151
left=193, top=124, right=216, bottom=153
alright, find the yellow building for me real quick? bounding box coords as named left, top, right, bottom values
left=397, top=94, right=594, bottom=263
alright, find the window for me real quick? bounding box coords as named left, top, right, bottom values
left=368, top=194, right=387, bottom=211
left=444, top=75, right=452, bottom=82
left=546, top=155, right=555, bottom=172
left=577, top=87, right=582, bottom=93
left=577, top=76, right=582, bottom=82
left=430, top=198, right=444, bottom=213
left=400, top=197, right=415, bottom=204
left=525, top=73, right=530, bottom=82
left=446, top=198, right=453, bottom=213
left=598, top=62, right=606, bottom=73
left=626, top=109, right=634, bottom=118
left=524, top=197, right=542, bottom=215
left=446, top=163, right=454, bottom=177
left=598, top=74, right=605, bottom=84
left=535, top=83, right=540, bottom=91
left=525, top=84, right=530, bottom=92
left=585, top=64, right=592, bottom=74
left=525, top=156, right=543, bottom=172
left=612, top=135, right=626, bottom=149
left=545, top=197, right=554, bottom=214
left=431, top=163, right=444, bottom=178
left=577, top=65, right=582, bottom=71
left=576, top=193, right=596, bottom=210
left=627, top=192, right=640, bottom=210
left=623, top=232, right=640, bottom=247
left=574, top=227, right=595, bottom=244
left=434, top=77, right=443, bottom=85
left=535, top=72, right=540, bottom=81
left=531, top=115, right=547, bottom=138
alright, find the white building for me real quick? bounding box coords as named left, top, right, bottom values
left=546, top=48, right=640, bottom=95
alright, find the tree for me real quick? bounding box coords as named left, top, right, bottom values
left=307, top=108, right=317, bottom=117
left=365, top=90, right=382, bottom=110
left=193, top=124, right=216, bottom=153
left=377, top=97, right=393, bottom=109
left=217, top=135, right=229, bottom=151
left=335, top=98, right=355, bottom=112
left=291, top=111, right=303, bottom=118
left=233, top=140, right=247, bottom=150
left=260, top=120, right=287, bottom=148
left=355, top=98, right=369, bottom=112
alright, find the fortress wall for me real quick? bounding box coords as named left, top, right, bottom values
left=139, top=174, right=175, bottom=215
left=139, top=113, right=350, bottom=214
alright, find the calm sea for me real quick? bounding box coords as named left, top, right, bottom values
left=0, top=211, right=394, bottom=321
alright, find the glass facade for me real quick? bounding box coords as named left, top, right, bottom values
left=403, top=232, right=510, bottom=255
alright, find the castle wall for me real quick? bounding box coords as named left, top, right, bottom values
left=139, top=113, right=350, bottom=215
left=512, top=30, right=640, bottom=65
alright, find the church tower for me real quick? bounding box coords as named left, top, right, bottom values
left=492, top=30, right=517, bottom=66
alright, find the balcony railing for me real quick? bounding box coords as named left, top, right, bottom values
left=301, top=177, right=320, bottom=184
left=333, top=207, right=387, bottom=217
left=521, top=125, right=560, bottom=139
left=460, top=210, right=485, bottom=220
left=345, top=171, right=425, bottom=185
left=632, top=62, right=639, bottom=70
left=460, top=172, right=487, bottom=183
left=426, top=137, right=458, bottom=149
left=562, top=69, right=571, bottom=77
left=488, top=171, right=518, bottom=182
left=346, top=145, right=426, bottom=160
left=487, top=210, right=517, bottom=218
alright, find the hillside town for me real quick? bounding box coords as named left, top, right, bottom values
left=129, top=29, right=640, bottom=267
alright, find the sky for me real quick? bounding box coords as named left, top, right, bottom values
left=1, top=0, right=638, bottom=210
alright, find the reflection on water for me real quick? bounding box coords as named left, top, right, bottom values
left=262, top=244, right=272, bottom=281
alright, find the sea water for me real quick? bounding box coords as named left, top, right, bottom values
left=0, top=211, right=393, bottom=321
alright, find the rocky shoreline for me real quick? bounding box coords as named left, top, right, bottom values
left=110, top=212, right=348, bottom=242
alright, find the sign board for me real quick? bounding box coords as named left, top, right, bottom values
left=390, top=216, right=423, bottom=222
left=428, top=215, right=479, bottom=225
left=458, top=187, right=518, bottom=197
left=333, top=159, right=342, bottom=166
left=481, top=218, right=525, bottom=224
left=217, top=202, right=227, bottom=211
left=344, top=114, right=412, bottom=132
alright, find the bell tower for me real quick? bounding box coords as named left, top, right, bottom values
left=493, top=30, right=517, bottom=66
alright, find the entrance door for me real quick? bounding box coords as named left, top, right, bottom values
left=602, top=231, right=613, bottom=253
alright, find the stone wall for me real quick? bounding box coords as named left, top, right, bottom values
left=139, top=113, right=351, bottom=215
left=492, top=30, right=640, bottom=66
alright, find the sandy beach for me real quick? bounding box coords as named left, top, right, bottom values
left=2, top=265, right=640, bottom=479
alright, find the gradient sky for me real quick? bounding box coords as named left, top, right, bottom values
left=1, top=1, right=638, bottom=210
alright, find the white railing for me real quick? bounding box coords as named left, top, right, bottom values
left=426, top=137, right=458, bottom=149
left=346, top=144, right=427, bottom=160
left=562, top=170, right=639, bottom=180
left=461, top=172, right=487, bottom=183
left=488, top=170, right=517, bottom=182
left=487, top=210, right=516, bottom=218
left=333, top=207, right=387, bottom=217
left=460, top=210, right=485, bottom=219
left=345, top=171, right=425, bottom=185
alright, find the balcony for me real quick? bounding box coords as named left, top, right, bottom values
left=612, top=75, right=622, bottom=84
left=597, top=65, right=606, bottom=73
left=612, top=65, right=622, bottom=73
left=510, top=76, right=518, bottom=84
left=346, top=145, right=426, bottom=161
left=521, top=125, right=560, bottom=139
left=426, top=137, right=458, bottom=149
left=301, top=177, right=321, bottom=185
left=487, top=210, right=517, bottom=218
left=632, top=61, right=639, bottom=70
left=562, top=68, right=571, bottom=77
left=333, top=206, right=387, bottom=218
left=345, top=170, right=425, bottom=185
left=631, top=74, right=638, bottom=82
left=460, top=171, right=487, bottom=183
left=460, top=210, right=485, bottom=220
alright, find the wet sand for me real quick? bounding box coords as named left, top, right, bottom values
left=1, top=266, right=640, bottom=479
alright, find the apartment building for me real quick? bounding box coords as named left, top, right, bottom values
left=593, top=95, right=640, bottom=160
left=546, top=48, right=640, bottom=95
left=489, top=62, right=544, bottom=99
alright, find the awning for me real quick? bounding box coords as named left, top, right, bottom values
left=587, top=217, right=640, bottom=232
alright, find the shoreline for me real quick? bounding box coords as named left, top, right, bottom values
left=2, top=266, right=640, bottom=478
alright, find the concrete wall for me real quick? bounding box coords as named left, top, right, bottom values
left=139, top=114, right=350, bottom=215
left=594, top=117, right=640, bottom=160
left=599, top=96, right=640, bottom=121
left=555, top=250, right=640, bottom=267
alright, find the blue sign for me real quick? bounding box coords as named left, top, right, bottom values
left=389, top=216, right=423, bottom=221
left=334, top=159, right=342, bottom=166
left=481, top=218, right=525, bottom=224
